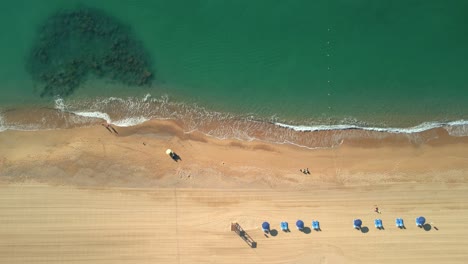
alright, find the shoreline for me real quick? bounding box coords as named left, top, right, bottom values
left=1, top=101, right=467, bottom=150
left=1, top=119, right=467, bottom=189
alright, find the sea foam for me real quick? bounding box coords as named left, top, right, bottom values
left=274, top=120, right=468, bottom=135
left=1, top=94, right=465, bottom=147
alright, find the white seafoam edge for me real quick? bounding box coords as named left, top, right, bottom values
left=275, top=120, right=468, bottom=135
left=55, top=95, right=468, bottom=136
left=1, top=95, right=467, bottom=136
left=56, top=97, right=149, bottom=127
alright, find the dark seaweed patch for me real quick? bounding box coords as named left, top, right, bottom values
left=26, top=6, right=154, bottom=97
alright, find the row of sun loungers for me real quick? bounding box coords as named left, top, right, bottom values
left=263, top=220, right=321, bottom=233
left=264, top=216, right=425, bottom=233
left=354, top=216, right=426, bottom=230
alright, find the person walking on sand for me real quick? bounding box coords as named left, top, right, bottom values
left=102, top=122, right=118, bottom=134
left=101, top=122, right=112, bottom=133
left=375, top=207, right=381, bottom=214
left=109, top=125, right=118, bottom=134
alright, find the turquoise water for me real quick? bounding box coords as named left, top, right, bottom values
left=1, top=0, right=468, bottom=129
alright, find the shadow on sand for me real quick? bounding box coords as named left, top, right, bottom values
left=302, top=227, right=311, bottom=234
left=423, top=224, right=432, bottom=231
left=231, top=223, right=257, bottom=248
left=270, top=229, right=278, bottom=236
left=361, top=226, right=369, bottom=233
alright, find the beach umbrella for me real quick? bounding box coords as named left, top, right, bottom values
left=416, top=216, right=426, bottom=226
left=262, top=222, right=270, bottom=232
left=354, top=219, right=362, bottom=228
left=296, top=220, right=304, bottom=230
left=166, top=149, right=173, bottom=155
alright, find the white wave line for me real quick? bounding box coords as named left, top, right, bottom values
left=275, top=120, right=468, bottom=134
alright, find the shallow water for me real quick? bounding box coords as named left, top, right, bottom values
left=0, top=1, right=467, bottom=138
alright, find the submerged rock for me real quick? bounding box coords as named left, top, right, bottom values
left=26, top=6, right=154, bottom=97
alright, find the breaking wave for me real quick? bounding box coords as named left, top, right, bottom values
left=0, top=94, right=466, bottom=148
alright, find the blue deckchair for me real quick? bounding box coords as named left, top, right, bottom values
left=312, top=220, right=320, bottom=230
left=280, top=221, right=289, bottom=231
left=395, top=218, right=404, bottom=228
left=374, top=219, right=383, bottom=229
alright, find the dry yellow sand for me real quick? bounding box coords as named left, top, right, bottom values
left=1, top=184, right=467, bottom=264
left=1, top=120, right=468, bottom=263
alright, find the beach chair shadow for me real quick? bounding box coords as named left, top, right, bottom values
left=361, top=226, right=369, bottom=233
left=423, top=224, right=432, bottom=231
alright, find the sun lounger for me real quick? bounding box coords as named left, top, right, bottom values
left=395, top=218, right=404, bottom=228
left=312, top=220, right=320, bottom=230
left=280, top=221, right=289, bottom=231
left=374, top=219, right=383, bottom=229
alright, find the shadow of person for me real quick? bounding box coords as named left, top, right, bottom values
left=110, top=126, right=118, bottom=134
left=302, top=227, right=311, bottom=234
left=270, top=229, right=278, bottom=236
left=361, top=226, right=369, bottom=233
left=423, top=224, right=432, bottom=231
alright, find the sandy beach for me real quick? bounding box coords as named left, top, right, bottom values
left=1, top=120, right=468, bottom=263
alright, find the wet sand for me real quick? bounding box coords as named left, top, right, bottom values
left=1, top=120, right=468, bottom=263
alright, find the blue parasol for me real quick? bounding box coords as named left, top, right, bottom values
left=416, top=216, right=426, bottom=226
left=296, top=220, right=304, bottom=229
left=354, top=219, right=362, bottom=227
